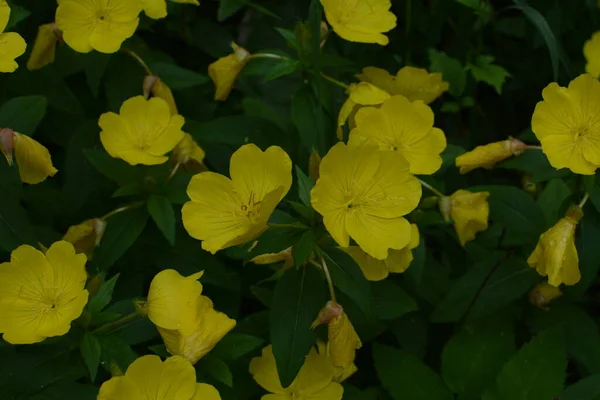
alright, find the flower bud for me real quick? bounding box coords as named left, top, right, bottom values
left=309, top=150, right=321, bottom=181
left=441, top=190, right=490, bottom=246
left=62, top=218, right=107, bottom=259
left=529, top=282, right=562, bottom=311
left=0, top=128, right=15, bottom=165
left=12, top=131, right=58, bottom=184
left=455, top=137, right=526, bottom=174
left=311, top=300, right=344, bottom=328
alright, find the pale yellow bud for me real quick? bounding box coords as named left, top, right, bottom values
left=456, top=137, right=526, bottom=174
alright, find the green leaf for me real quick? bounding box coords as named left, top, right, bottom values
left=293, top=230, right=317, bottom=267
left=323, top=247, right=372, bottom=315
left=372, top=280, right=418, bottom=320
left=536, top=179, right=571, bottom=227
left=87, top=273, right=120, bottom=315
left=247, top=226, right=306, bottom=260
left=5, top=4, right=30, bottom=29
left=374, top=343, right=454, bottom=400
left=308, top=0, right=323, bottom=71
left=295, top=165, right=314, bottom=207
left=270, top=266, right=327, bottom=387
left=30, top=382, right=98, bottom=400
left=84, top=149, right=143, bottom=186
left=217, top=0, right=245, bottom=21
left=147, top=195, right=176, bottom=246
left=0, top=178, right=37, bottom=252
left=441, top=316, right=515, bottom=400
left=92, top=207, right=149, bottom=271
left=561, top=373, right=600, bottom=400
left=151, top=62, right=210, bottom=89
left=291, top=86, right=329, bottom=155
left=81, top=333, right=102, bottom=382
left=431, top=255, right=538, bottom=322
left=501, top=150, right=568, bottom=183
left=98, top=335, right=138, bottom=374
left=211, top=333, right=264, bottom=360
left=584, top=174, right=600, bottom=213
left=275, top=27, right=301, bottom=52
left=197, top=354, right=234, bottom=387
left=262, top=59, right=302, bottom=82
left=429, top=49, right=467, bottom=97
left=484, top=329, right=566, bottom=400
left=0, top=96, right=48, bottom=136
left=467, top=55, right=511, bottom=94
left=84, top=52, right=111, bottom=98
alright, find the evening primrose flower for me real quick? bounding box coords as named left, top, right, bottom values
left=320, top=0, right=396, bottom=45
left=529, top=282, right=563, bottom=311
left=99, top=96, right=185, bottom=166
left=56, top=0, right=141, bottom=54
left=142, top=0, right=200, bottom=19
left=0, top=241, right=88, bottom=344
left=0, top=0, right=26, bottom=73
left=357, top=66, right=449, bottom=104
left=532, top=74, right=600, bottom=175
left=62, top=218, right=107, bottom=259
left=27, top=23, right=58, bottom=71
left=527, top=205, right=582, bottom=287
left=350, top=95, right=447, bottom=175
left=250, top=345, right=343, bottom=400
left=337, top=82, right=390, bottom=139
left=208, top=42, right=251, bottom=101
left=344, top=224, right=419, bottom=281
left=311, top=137, right=421, bottom=259
left=144, top=75, right=178, bottom=115
left=456, top=137, right=526, bottom=174
left=584, top=32, right=600, bottom=78
left=440, top=190, right=490, bottom=246
left=98, top=355, right=221, bottom=400
left=0, top=128, right=58, bottom=184
left=182, top=144, right=292, bottom=254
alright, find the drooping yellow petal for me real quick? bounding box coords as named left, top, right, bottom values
left=443, top=190, right=490, bottom=246
left=62, top=218, right=106, bottom=259
left=11, top=132, right=57, bottom=184
left=327, top=311, right=361, bottom=369
left=144, top=76, right=178, bottom=115
left=27, top=23, right=58, bottom=71
left=0, top=32, right=26, bottom=73
left=584, top=31, right=600, bottom=78
left=208, top=42, right=251, bottom=101
left=456, top=138, right=526, bottom=174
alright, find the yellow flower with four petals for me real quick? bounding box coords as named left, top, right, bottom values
left=0, top=0, right=26, bottom=73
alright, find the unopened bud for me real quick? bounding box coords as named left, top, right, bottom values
left=439, top=196, right=452, bottom=223
left=86, top=275, right=103, bottom=298
left=529, top=282, right=562, bottom=311
left=320, top=21, right=329, bottom=49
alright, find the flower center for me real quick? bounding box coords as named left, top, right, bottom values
left=240, top=191, right=262, bottom=223
left=574, top=126, right=590, bottom=140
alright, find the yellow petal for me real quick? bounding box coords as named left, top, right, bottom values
left=173, top=133, right=205, bottom=165
left=328, top=311, right=361, bottom=369
left=142, top=0, right=167, bottom=19
left=98, top=376, right=143, bottom=400
left=0, top=0, right=9, bottom=33
left=249, top=345, right=288, bottom=394
left=0, top=32, right=26, bottom=73
left=62, top=218, right=106, bottom=259
left=529, top=282, right=563, bottom=310
left=125, top=355, right=197, bottom=400
left=27, top=23, right=58, bottom=71
left=13, top=132, right=58, bottom=184
left=190, top=383, right=222, bottom=400
left=448, top=190, right=490, bottom=246
left=584, top=31, right=600, bottom=78
left=456, top=138, right=526, bottom=174
left=208, top=43, right=251, bottom=101
left=151, top=77, right=178, bottom=115
left=344, top=246, right=388, bottom=281
left=147, top=269, right=204, bottom=335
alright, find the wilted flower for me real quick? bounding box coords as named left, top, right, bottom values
left=173, top=134, right=205, bottom=166
left=250, top=345, right=343, bottom=400
left=0, top=0, right=26, bottom=73
left=440, top=190, right=490, bottom=246
left=316, top=341, right=357, bottom=383
left=311, top=137, right=421, bottom=259
left=62, top=218, right=107, bottom=259
left=456, top=137, right=526, bottom=174
left=99, top=96, right=185, bottom=166
left=528, top=205, right=582, bottom=287
left=357, top=66, right=448, bottom=104
left=251, top=246, right=294, bottom=271
left=344, top=224, right=420, bottom=281
left=337, top=82, right=390, bottom=139
left=320, top=0, right=396, bottom=45
left=56, top=0, right=141, bottom=54
left=350, top=95, right=447, bottom=175
left=144, top=75, right=178, bottom=115
left=182, top=144, right=292, bottom=254
left=0, top=241, right=88, bottom=344
left=584, top=31, right=600, bottom=78
left=142, top=0, right=200, bottom=19
left=208, top=42, right=251, bottom=101
left=27, top=23, right=58, bottom=71
left=98, top=355, right=221, bottom=400
left=0, top=128, right=58, bottom=184
left=532, top=74, right=600, bottom=175
left=529, top=282, right=563, bottom=311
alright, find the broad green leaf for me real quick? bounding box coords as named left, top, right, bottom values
left=87, top=273, right=120, bottom=315
left=467, top=55, right=510, bottom=94
left=151, top=62, right=210, bottom=89
left=247, top=226, right=306, bottom=260
left=5, top=4, right=30, bottom=29
left=147, top=195, right=176, bottom=246
left=84, top=149, right=143, bottom=186
left=584, top=174, right=600, bottom=213
left=262, top=59, right=302, bottom=82
left=81, top=333, right=102, bottom=382
left=293, top=229, right=317, bottom=267
left=536, top=179, right=571, bottom=227
left=372, top=280, right=418, bottom=320
left=196, top=355, right=233, bottom=387
left=0, top=177, right=37, bottom=252
left=391, top=313, right=429, bottom=359
left=295, top=165, right=314, bottom=207
left=30, top=382, right=98, bottom=400
left=441, top=316, right=515, bottom=400
left=0, top=96, right=48, bottom=136
left=500, top=150, right=568, bottom=183
left=270, top=266, right=327, bottom=387
left=211, top=333, right=264, bottom=360
left=323, top=247, right=372, bottom=315
left=429, top=49, right=467, bottom=97
left=291, top=86, right=328, bottom=154
left=84, top=52, right=111, bottom=98
left=217, top=0, right=245, bottom=21
left=568, top=206, right=600, bottom=298
left=98, top=335, right=138, bottom=374
left=561, top=373, right=600, bottom=400
left=92, top=207, right=149, bottom=272
left=484, top=328, right=566, bottom=400
left=374, top=343, right=454, bottom=400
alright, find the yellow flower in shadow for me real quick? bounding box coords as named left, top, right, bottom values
left=440, top=190, right=490, bottom=246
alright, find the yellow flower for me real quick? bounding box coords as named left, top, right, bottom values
left=208, top=42, right=251, bottom=101
left=350, top=95, right=447, bottom=175
left=98, top=355, right=221, bottom=400
left=527, top=205, right=582, bottom=287
left=0, top=0, right=26, bottom=73
left=144, top=75, right=178, bottom=115
left=529, top=282, right=563, bottom=311
left=182, top=144, right=292, bottom=254
left=173, top=134, right=205, bottom=166
left=532, top=74, right=600, bottom=175
left=250, top=345, right=343, bottom=400
left=311, top=137, right=421, bottom=259
left=62, top=218, right=107, bottom=259
left=320, top=0, right=396, bottom=45
left=56, top=0, right=141, bottom=54
left=344, top=224, right=419, bottom=281
left=455, top=137, right=526, bottom=174
left=337, top=82, right=390, bottom=139
left=99, top=96, right=185, bottom=166
left=142, top=0, right=200, bottom=19
left=27, top=23, right=58, bottom=71
left=0, top=241, right=88, bottom=344
left=584, top=32, right=600, bottom=78
left=440, top=190, right=490, bottom=246
left=0, top=128, right=58, bottom=184
left=357, top=66, right=449, bottom=104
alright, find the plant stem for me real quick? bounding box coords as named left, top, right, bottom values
left=320, top=73, right=349, bottom=90
left=525, top=145, right=543, bottom=150
left=320, top=257, right=337, bottom=304
left=167, top=160, right=182, bottom=181
left=101, top=201, right=144, bottom=220
left=122, top=48, right=153, bottom=76
left=417, top=177, right=445, bottom=197
left=250, top=53, right=290, bottom=60
left=579, top=193, right=590, bottom=208
left=92, top=312, right=139, bottom=335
